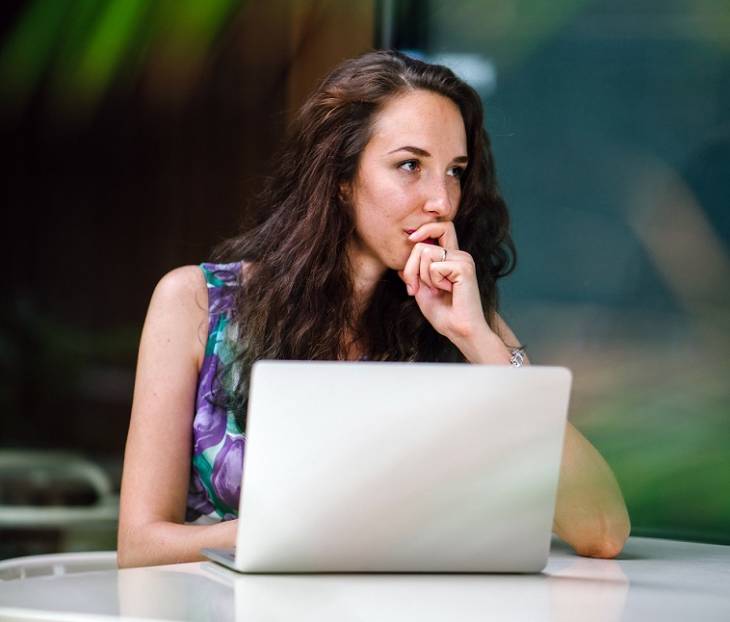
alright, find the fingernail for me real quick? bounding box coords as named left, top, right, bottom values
left=406, top=283, right=413, bottom=295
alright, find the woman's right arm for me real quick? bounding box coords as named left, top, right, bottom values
left=117, top=266, right=238, bottom=568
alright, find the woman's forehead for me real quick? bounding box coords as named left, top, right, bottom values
left=368, top=90, right=467, bottom=156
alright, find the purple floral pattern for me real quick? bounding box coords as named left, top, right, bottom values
left=185, top=262, right=245, bottom=523
left=211, top=435, right=245, bottom=513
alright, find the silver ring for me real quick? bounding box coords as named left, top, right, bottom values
left=441, top=248, right=447, bottom=262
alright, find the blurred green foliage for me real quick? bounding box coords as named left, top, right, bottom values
left=0, top=0, right=239, bottom=114
left=584, top=377, right=730, bottom=544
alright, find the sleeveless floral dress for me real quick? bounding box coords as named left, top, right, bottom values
left=185, top=262, right=245, bottom=523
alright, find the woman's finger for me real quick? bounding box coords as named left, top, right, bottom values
left=408, top=221, right=459, bottom=251
left=429, top=260, right=459, bottom=292
left=402, top=242, right=424, bottom=295
left=419, top=252, right=434, bottom=291
left=419, top=243, right=449, bottom=291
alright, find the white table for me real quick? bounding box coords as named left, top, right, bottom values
left=0, top=537, right=728, bottom=621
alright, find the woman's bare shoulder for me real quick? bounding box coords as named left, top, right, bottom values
left=154, top=265, right=207, bottom=299
left=148, top=266, right=209, bottom=371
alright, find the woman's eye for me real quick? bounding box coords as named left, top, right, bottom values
left=448, top=166, right=465, bottom=180
left=399, top=160, right=420, bottom=173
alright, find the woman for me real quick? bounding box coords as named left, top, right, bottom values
left=117, top=50, right=630, bottom=568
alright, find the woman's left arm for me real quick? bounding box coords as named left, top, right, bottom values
left=491, top=313, right=631, bottom=559
left=553, top=421, right=631, bottom=558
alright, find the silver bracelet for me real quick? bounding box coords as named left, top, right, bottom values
left=509, top=346, right=527, bottom=367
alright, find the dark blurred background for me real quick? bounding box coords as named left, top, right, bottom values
left=1, top=0, right=728, bottom=559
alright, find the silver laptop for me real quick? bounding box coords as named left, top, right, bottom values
left=203, top=360, right=572, bottom=573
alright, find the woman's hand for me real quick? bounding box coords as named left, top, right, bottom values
left=398, top=222, right=500, bottom=359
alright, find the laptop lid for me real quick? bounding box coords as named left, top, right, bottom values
left=233, top=361, right=571, bottom=573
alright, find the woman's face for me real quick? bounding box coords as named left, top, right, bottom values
left=346, top=89, right=468, bottom=273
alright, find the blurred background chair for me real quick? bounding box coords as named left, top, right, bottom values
left=0, top=550, right=117, bottom=581
left=0, top=450, right=119, bottom=560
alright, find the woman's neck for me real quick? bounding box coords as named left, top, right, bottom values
left=344, top=243, right=388, bottom=360
left=347, top=243, right=386, bottom=316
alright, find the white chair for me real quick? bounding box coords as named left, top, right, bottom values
left=0, top=450, right=119, bottom=529
left=0, top=450, right=119, bottom=559
left=0, top=550, right=117, bottom=581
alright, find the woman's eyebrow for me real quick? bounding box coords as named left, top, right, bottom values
left=387, top=146, right=468, bottom=163
left=388, top=145, right=430, bottom=157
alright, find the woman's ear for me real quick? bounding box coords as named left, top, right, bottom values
left=338, top=181, right=351, bottom=205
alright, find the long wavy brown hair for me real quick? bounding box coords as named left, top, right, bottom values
left=211, top=50, right=516, bottom=430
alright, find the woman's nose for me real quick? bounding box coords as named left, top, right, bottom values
left=423, top=177, right=455, bottom=217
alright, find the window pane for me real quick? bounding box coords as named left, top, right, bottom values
left=389, top=0, right=730, bottom=544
